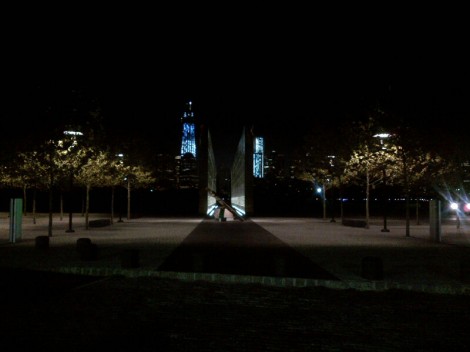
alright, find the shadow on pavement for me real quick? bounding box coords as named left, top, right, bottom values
left=158, top=218, right=339, bottom=280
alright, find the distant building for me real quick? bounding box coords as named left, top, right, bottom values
left=264, top=150, right=289, bottom=179
left=154, top=153, right=177, bottom=190
left=177, top=101, right=198, bottom=189
left=459, top=161, right=470, bottom=200
left=253, top=136, right=264, bottom=178
left=180, top=101, right=196, bottom=158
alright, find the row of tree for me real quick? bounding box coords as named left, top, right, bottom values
left=0, top=132, right=155, bottom=236
left=293, top=108, right=469, bottom=235
left=1, top=95, right=468, bottom=237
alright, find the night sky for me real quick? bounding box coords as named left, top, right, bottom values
left=3, top=7, right=469, bottom=166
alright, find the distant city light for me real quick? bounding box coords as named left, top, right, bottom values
left=63, top=131, right=83, bottom=136
left=373, top=133, right=391, bottom=139
left=373, top=133, right=391, bottom=150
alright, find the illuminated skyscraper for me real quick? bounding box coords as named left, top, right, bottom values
left=177, top=101, right=198, bottom=189
left=253, top=136, right=264, bottom=178
left=180, top=101, right=196, bottom=158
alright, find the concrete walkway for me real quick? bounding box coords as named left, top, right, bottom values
left=1, top=213, right=470, bottom=295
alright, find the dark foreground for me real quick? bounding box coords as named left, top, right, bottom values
left=1, top=269, right=469, bottom=351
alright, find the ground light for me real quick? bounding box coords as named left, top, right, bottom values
left=450, top=201, right=461, bottom=229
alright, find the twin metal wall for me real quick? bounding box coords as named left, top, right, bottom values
left=198, top=125, right=254, bottom=217
left=230, top=127, right=254, bottom=216
left=198, top=125, right=217, bottom=215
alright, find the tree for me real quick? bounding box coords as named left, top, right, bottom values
left=75, top=148, right=110, bottom=230
left=123, top=165, right=155, bottom=220
left=342, top=117, right=402, bottom=228
left=384, top=120, right=454, bottom=234
left=37, top=140, right=60, bottom=236
left=33, top=133, right=87, bottom=236
left=14, top=151, right=49, bottom=223
left=343, top=115, right=454, bottom=233
left=344, top=143, right=401, bottom=228
left=102, top=154, right=128, bottom=224
left=396, top=144, right=450, bottom=233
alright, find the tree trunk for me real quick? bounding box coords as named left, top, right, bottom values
left=85, top=184, right=91, bottom=230
left=416, top=199, right=420, bottom=225
left=403, top=154, right=410, bottom=237
left=110, top=186, right=115, bottom=224
left=365, top=166, right=370, bottom=229
left=33, top=188, right=37, bottom=225
left=127, top=178, right=131, bottom=220
left=60, top=192, right=63, bottom=221
left=338, top=177, right=344, bottom=221
left=82, top=191, right=85, bottom=216
left=23, top=184, right=27, bottom=215
left=48, top=173, right=54, bottom=237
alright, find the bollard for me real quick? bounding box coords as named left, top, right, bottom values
left=121, top=249, right=140, bottom=269
left=79, top=243, right=98, bottom=261
left=192, top=253, right=204, bottom=271
left=361, top=256, right=383, bottom=280
left=274, top=255, right=287, bottom=276
left=460, top=263, right=470, bottom=283
left=76, top=238, right=92, bottom=251
left=76, top=238, right=97, bottom=261
left=35, top=236, right=49, bottom=250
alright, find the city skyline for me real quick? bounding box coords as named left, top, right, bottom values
left=3, top=74, right=469, bottom=169
left=3, top=8, right=470, bottom=166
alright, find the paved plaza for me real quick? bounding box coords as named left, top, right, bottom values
left=1, top=213, right=470, bottom=351
left=1, top=212, right=470, bottom=294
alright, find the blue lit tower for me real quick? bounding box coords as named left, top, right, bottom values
left=253, top=136, right=264, bottom=178
left=177, top=100, right=198, bottom=189
left=180, top=101, right=197, bottom=158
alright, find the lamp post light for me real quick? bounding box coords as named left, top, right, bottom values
left=373, top=133, right=391, bottom=233
left=117, top=190, right=124, bottom=223
left=116, top=153, right=124, bottom=223
left=316, top=186, right=326, bottom=220
left=450, top=202, right=460, bottom=229
left=330, top=190, right=336, bottom=222
left=380, top=167, right=390, bottom=232
left=63, top=130, right=83, bottom=233
left=327, top=155, right=336, bottom=223
left=65, top=169, right=75, bottom=233
left=118, top=182, right=125, bottom=223
left=329, top=179, right=336, bottom=223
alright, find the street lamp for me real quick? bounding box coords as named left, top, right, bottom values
left=450, top=202, right=460, bottom=229
left=63, top=130, right=83, bottom=233
left=116, top=153, right=124, bottom=223
left=373, top=133, right=391, bottom=233
left=65, top=169, right=75, bottom=233
left=327, top=155, right=336, bottom=223
left=316, top=186, right=326, bottom=219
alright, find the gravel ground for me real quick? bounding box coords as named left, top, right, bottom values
left=1, top=269, right=470, bottom=351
